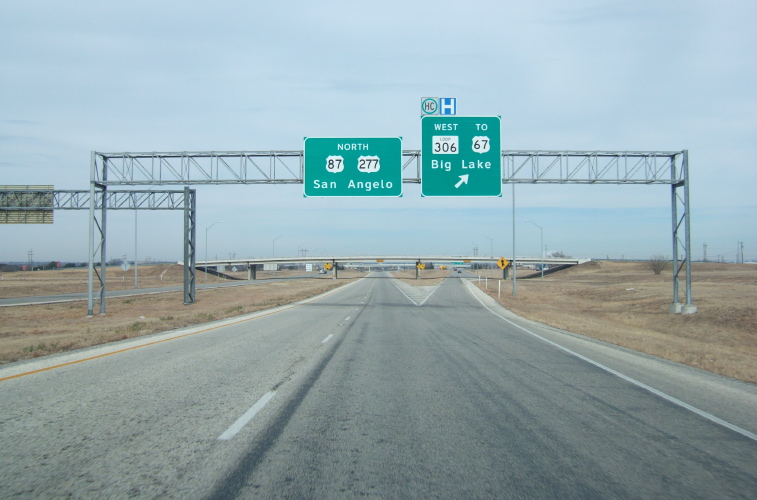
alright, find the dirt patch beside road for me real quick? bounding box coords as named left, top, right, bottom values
left=472, top=261, right=757, bottom=384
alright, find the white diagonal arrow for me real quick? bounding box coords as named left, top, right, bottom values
left=454, top=174, right=469, bottom=189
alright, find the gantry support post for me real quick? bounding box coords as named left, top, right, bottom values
left=98, top=181, right=108, bottom=315
left=681, top=151, right=697, bottom=313
left=183, top=187, right=197, bottom=305
left=87, top=152, right=108, bottom=316
left=670, top=150, right=697, bottom=314
left=87, top=152, right=98, bottom=317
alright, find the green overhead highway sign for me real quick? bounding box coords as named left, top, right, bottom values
left=304, top=137, right=402, bottom=197
left=421, top=116, right=502, bottom=197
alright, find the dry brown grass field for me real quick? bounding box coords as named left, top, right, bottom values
left=0, top=264, right=331, bottom=298
left=471, top=261, right=756, bottom=384
left=0, top=265, right=360, bottom=364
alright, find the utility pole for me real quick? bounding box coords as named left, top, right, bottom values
left=703, top=242, right=707, bottom=262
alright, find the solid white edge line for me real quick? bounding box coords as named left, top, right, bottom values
left=463, top=280, right=757, bottom=443
left=218, top=390, right=277, bottom=441
left=389, top=279, right=419, bottom=306
left=417, top=284, right=442, bottom=306
left=321, top=334, right=334, bottom=344
left=388, top=277, right=443, bottom=307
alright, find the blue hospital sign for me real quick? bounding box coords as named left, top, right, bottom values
left=421, top=97, right=457, bottom=115
left=439, top=98, right=457, bottom=115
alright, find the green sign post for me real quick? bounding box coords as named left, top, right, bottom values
left=304, top=137, right=402, bottom=197
left=421, top=116, right=502, bottom=197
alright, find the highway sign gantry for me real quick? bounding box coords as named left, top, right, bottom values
left=304, top=137, right=402, bottom=197
left=421, top=116, right=502, bottom=197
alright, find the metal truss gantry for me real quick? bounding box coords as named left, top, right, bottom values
left=0, top=185, right=197, bottom=315
left=84, top=179, right=197, bottom=315
left=92, top=149, right=685, bottom=185
left=87, top=149, right=694, bottom=314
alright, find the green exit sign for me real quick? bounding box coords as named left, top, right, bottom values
left=304, top=137, right=402, bottom=197
left=421, top=116, right=502, bottom=197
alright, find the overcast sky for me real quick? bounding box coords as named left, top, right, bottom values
left=2, top=0, right=755, bottom=264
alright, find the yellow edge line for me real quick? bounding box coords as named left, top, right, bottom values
left=0, top=282, right=350, bottom=383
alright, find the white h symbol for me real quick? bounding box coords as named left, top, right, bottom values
left=439, top=98, right=456, bottom=115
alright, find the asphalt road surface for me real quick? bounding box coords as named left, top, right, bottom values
left=1, top=273, right=756, bottom=498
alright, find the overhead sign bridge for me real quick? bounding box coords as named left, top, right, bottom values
left=2, top=149, right=695, bottom=316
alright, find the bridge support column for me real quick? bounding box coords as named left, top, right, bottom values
left=248, top=265, right=257, bottom=280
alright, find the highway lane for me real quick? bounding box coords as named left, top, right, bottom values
left=1, top=273, right=755, bottom=498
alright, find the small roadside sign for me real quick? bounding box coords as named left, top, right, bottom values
left=416, top=262, right=425, bottom=270
left=323, top=262, right=332, bottom=270
left=497, top=257, right=509, bottom=270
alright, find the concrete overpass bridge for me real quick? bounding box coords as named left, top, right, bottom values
left=189, top=255, right=592, bottom=280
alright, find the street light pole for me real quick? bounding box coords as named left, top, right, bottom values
left=134, top=210, right=138, bottom=289
left=272, top=234, right=283, bottom=258
left=297, top=242, right=306, bottom=269
left=525, top=220, right=544, bottom=280
left=205, top=221, right=223, bottom=282
left=512, top=184, right=517, bottom=296
left=481, top=234, right=493, bottom=258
